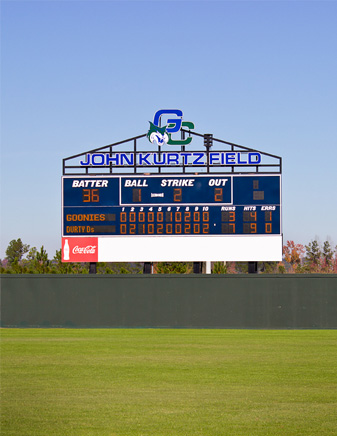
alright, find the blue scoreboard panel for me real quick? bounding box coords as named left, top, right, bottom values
left=62, top=175, right=281, bottom=237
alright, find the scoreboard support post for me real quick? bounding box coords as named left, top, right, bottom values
left=193, top=262, right=203, bottom=274
left=89, top=263, right=97, bottom=274
left=143, top=262, right=152, bottom=274
left=248, top=262, right=258, bottom=274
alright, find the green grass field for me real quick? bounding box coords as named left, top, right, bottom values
left=1, top=329, right=336, bottom=435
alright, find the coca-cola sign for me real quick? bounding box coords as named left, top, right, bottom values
left=62, top=237, right=98, bottom=262
left=72, top=245, right=97, bottom=255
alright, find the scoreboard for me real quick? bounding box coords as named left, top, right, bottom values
left=62, top=174, right=282, bottom=262
left=63, top=174, right=281, bottom=236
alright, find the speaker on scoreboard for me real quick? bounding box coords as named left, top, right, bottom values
left=203, top=134, right=213, bottom=149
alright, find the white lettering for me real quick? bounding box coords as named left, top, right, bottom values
left=72, top=180, right=108, bottom=188
left=160, top=178, right=195, bottom=187
left=124, top=179, right=148, bottom=187
left=72, top=245, right=97, bottom=254
left=209, top=178, right=228, bottom=187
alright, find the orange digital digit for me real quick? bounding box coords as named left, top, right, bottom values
left=157, top=224, right=163, bottom=234
left=251, top=223, right=257, bottom=233
left=130, top=224, right=136, bottom=234
left=214, top=188, right=223, bottom=202
left=138, top=224, right=145, bottom=234
left=148, top=224, right=154, bottom=234
left=184, top=212, right=191, bottom=222
left=174, top=188, right=182, bottom=202
left=229, top=211, right=235, bottom=221
left=166, top=224, right=173, bottom=234
left=132, top=188, right=141, bottom=202
left=120, top=212, right=127, bottom=222
left=202, top=223, right=209, bottom=233
left=223, top=223, right=236, bottom=234
left=202, top=211, right=209, bottom=221
left=193, top=212, right=200, bottom=221
left=92, top=189, right=99, bottom=202
left=184, top=223, right=191, bottom=233
left=265, top=223, right=272, bottom=233
left=175, top=224, right=182, bottom=234
left=265, top=211, right=272, bottom=221
left=193, top=223, right=200, bottom=233
left=176, top=212, right=182, bottom=222
left=251, top=212, right=257, bottom=221
left=82, top=189, right=90, bottom=202
left=120, top=224, right=127, bottom=234
left=129, top=212, right=136, bottom=222
left=139, top=212, right=145, bottom=222
left=157, top=212, right=163, bottom=222
left=148, top=212, right=154, bottom=222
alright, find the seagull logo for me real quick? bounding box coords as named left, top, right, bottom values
left=147, top=121, right=169, bottom=146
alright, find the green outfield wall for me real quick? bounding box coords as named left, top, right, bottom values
left=1, top=274, right=336, bottom=328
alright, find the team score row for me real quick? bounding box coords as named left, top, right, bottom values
left=120, top=211, right=210, bottom=223
left=120, top=223, right=210, bottom=235
left=222, top=223, right=273, bottom=234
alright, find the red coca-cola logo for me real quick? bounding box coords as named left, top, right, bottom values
left=62, top=237, right=98, bottom=262
left=72, top=245, right=97, bottom=255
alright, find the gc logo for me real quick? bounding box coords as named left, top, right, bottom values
left=147, top=109, right=194, bottom=146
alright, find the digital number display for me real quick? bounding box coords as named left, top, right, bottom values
left=62, top=175, right=281, bottom=236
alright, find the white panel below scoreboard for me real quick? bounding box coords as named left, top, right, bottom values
left=98, top=235, right=282, bottom=262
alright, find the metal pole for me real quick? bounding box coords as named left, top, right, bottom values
left=248, top=262, right=258, bottom=274
left=89, top=263, right=97, bottom=274
left=193, top=262, right=202, bottom=273
left=143, top=262, right=152, bottom=274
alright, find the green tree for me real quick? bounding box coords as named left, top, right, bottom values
left=51, top=249, right=90, bottom=274
left=261, top=262, right=278, bottom=274
left=8, top=258, right=23, bottom=274
left=321, top=241, right=333, bottom=273
left=26, top=247, right=37, bottom=262
left=305, top=240, right=321, bottom=272
left=278, top=263, right=286, bottom=274
left=5, top=238, right=30, bottom=264
left=53, top=249, right=75, bottom=274
left=212, top=262, right=228, bottom=274
left=34, top=246, right=50, bottom=273
left=156, top=262, right=189, bottom=274
left=235, top=262, right=248, bottom=274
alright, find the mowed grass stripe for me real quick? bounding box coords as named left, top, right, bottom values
left=1, top=329, right=336, bottom=436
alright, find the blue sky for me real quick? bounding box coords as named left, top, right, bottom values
left=1, top=0, right=337, bottom=259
